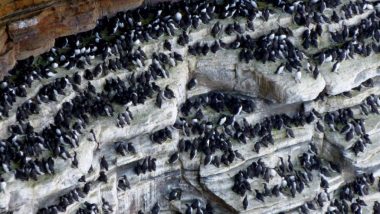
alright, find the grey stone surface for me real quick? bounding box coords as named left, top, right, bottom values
left=2, top=1, right=380, bottom=213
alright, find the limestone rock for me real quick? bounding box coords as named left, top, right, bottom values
left=3, top=1, right=380, bottom=214
left=320, top=54, right=380, bottom=96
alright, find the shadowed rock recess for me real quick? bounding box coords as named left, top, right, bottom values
left=2, top=0, right=380, bottom=213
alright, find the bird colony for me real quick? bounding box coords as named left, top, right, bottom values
left=1, top=0, right=380, bottom=213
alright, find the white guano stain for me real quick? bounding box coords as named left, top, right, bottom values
left=16, top=18, right=39, bottom=29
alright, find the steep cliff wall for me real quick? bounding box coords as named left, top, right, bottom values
left=0, top=0, right=143, bottom=77
left=1, top=0, right=380, bottom=214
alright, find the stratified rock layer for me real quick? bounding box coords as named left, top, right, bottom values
left=1, top=0, right=380, bottom=214
left=0, top=0, right=143, bottom=77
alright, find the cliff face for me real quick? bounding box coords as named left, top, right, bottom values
left=2, top=0, right=380, bottom=214
left=0, top=0, right=143, bottom=77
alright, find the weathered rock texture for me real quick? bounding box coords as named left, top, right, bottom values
left=0, top=0, right=143, bottom=77
left=2, top=0, right=380, bottom=214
